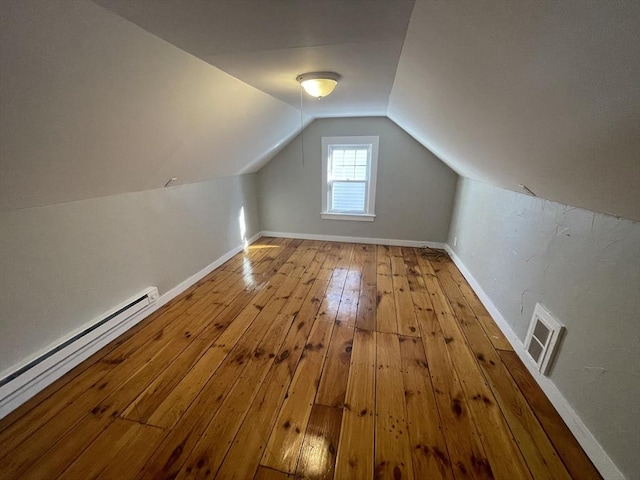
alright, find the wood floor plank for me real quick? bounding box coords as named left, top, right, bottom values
left=122, top=287, right=261, bottom=425
left=390, top=246, right=421, bottom=337
left=315, top=246, right=360, bottom=408
left=433, top=262, right=572, bottom=480
left=499, top=350, right=603, bottom=480
left=0, top=239, right=598, bottom=480
left=260, top=251, right=348, bottom=473
left=220, top=236, right=279, bottom=273
left=328, top=242, right=354, bottom=291
left=175, top=312, right=296, bottom=479
left=323, top=243, right=355, bottom=295
left=2, top=329, right=201, bottom=479
left=252, top=239, right=300, bottom=278
left=0, top=302, right=154, bottom=437
left=438, top=258, right=513, bottom=351
left=213, top=249, right=339, bottom=480
left=413, top=290, right=494, bottom=480
left=135, top=244, right=320, bottom=479
left=401, top=247, right=425, bottom=293
left=336, top=267, right=361, bottom=329
left=93, top=272, right=235, bottom=367
left=334, top=329, right=376, bottom=480
left=0, top=353, right=117, bottom=461
left=19, top=326, right=217, bottom=478
left=94, top=424, right=166, bottom=480
left=115, top=336, right=213, bottom=423
left=212, top=348, right=300, bottom=480
left=149, top=246, right=328, bottom=478
left=88, top=293, right=241, bottom=422
left=135, top=310, right=273, bottom=479
left=375, top=331, right=414, bottom=479
left=398, top=335, right=454, bottom=479
left=295, top=404, right=343, bottom=480
left=314, top=322, right=354, bottom=408
left=417, top=255, right=532, bottom=480
left=143, top=277, right=287, bottom=429
left=18, top=414, right=111, bottom=479
left=376, top=245, right=397, bottom=334
left=354, top=244, right=377, bottom=331
left=0, top=270, right=238, bottom=459
left=260, top=314, right=336, bottom=474
left=58, top=419, right=163, bottom=480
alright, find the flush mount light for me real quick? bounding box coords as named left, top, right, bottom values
left=296, top=72, right=341, bottom=99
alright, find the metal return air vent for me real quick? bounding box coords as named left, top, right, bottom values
left=524, top=303, right=564, bottom=375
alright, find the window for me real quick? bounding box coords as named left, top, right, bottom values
left=321, top=136, right=379, bottom=221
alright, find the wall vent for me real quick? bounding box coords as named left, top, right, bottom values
left=524, top=303, right=564, bottom=375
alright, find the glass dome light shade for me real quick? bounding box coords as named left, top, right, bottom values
left=296, top=72, right=340, bottom=99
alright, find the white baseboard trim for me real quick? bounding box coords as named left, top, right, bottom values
left=0, top=287, right=159, bottom=419
left=444, top=244, right=624, bottom=480
left=0, top=232, right=261, bottom=420
left=159, top=231, right=261, bottom=308
left=260, top=230, right=446, bottom=249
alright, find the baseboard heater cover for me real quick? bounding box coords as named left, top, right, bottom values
left=0, top=287, right=159, bottom=419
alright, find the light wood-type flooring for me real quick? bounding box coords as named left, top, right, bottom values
left=0, top=238, right=602, bottom=479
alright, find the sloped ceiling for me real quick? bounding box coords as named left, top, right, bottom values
left=93, top=0, right=415, bottom=118
left=389, top=1, right=640, bottom=221
left=0, top=0, right=302, bottom=210
left=1, top=0, right=639, bottom=221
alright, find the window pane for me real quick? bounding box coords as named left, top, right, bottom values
left=331, top=181, right=365, bottom=212
left=330, top=147, right=368, bottom=181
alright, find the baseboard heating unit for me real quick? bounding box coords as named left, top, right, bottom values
left=0, top=286, right=159, bottom=419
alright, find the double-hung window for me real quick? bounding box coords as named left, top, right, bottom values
left=321, top=136, right=379, bottom=221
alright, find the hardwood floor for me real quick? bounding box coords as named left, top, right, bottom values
left=0, top=238, right=601, bottom=479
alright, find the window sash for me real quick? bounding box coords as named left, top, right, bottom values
left=329, top=180, right=367, bottom=213
left=327, top=146, right=371, bottom=213
left=328, top=146, right=370, bottom=182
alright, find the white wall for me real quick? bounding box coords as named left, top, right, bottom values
left=0, top=0, right=276, bottom=377
left=448, top=178, right=640, bottom=479
left=0, top=175, right=259, bottom=375
left=0, top=0, right=300, bottom=211
left=258, top=117, right=458, bottom=243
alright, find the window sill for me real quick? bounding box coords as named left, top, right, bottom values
left=321, top=212, right=375, bottom=222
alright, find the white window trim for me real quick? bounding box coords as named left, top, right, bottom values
left=321, top=135, right=379, bottom=221
left=321, top=212, right=375, bottom=222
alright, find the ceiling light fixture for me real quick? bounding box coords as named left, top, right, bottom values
left=296, top=72, right=341, bottom=99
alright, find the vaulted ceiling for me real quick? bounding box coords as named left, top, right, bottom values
left=93, top=0, right=416, bottom=118
left=1, top=0, right=638, bottom=220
